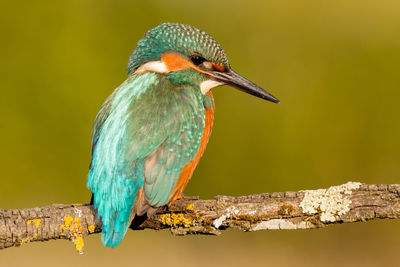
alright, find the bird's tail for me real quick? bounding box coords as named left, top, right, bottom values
left=90, top=192, right=135, bottom=248
left=101, top=207, right=134, bottom=248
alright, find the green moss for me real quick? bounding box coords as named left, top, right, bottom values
left=278, top=204, right=296, bottom=216
left=231, top=214, right=271, bottom=224
left=201, top=217, right=214, bottom=226
left=303, top=216, right=324, bottom=227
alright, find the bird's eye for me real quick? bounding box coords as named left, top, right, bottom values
left=190, top=55, right=206, bottom=65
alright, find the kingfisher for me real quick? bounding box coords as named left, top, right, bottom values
left=87, top=22, right=279, bottom=248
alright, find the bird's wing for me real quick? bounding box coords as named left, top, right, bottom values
left=90, top=91, right=115, bottom=155
left=143, top=110, right=204, bottom=207
left=143, top=91, right=215, bottom=209
left=87, top=73, right=205, bottom=247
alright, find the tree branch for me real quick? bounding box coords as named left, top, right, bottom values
left=1, top=182, right=399, bottom=253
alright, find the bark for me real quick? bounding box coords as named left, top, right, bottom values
left=1, top=182, right=399, bottom=253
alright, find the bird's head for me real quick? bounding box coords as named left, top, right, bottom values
left=127, top=23, right=279, bottom=103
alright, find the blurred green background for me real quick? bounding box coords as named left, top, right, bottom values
left=1, top=0, right=399, bottom=266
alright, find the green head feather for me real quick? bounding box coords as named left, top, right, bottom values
left=127, top=23, right=230, bottom=74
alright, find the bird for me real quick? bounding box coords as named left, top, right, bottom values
left=87, top=22, right=279, bottom=248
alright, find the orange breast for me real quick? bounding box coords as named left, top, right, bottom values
left=167, top=91, right=215, bottom=205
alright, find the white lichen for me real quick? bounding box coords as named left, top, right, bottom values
left=212, top=206, right=240, bottom=229
left=226, top=206, right=239, bottom=215
left=251, top=219, right=308, bottom=230
left=213, top=215, right=227, bottom=229
left=299, top=181, right=362, bottom=222
left=74, top=207, right=82, bottom=218
left=248, top=210, right=257, bottom=216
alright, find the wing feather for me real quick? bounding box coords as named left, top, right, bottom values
left=143, top=86, right=205, bottom=207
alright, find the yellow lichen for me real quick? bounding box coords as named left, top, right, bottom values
left=186, top=203, right=195, bottom=211
left=64, top=216, right=73, bottom=227
left=59, top=215, right=86, bottom=253
left=26, top=219, right=41, bottom=228
left=88, top=224, right=96, bottom=233
left=60, top=216, right=85, bottom=234
left=74, top=236, right=84, bottom=253
left=19, top=237, right=31, bottom=246
left=159, top=213, right=193, bottom=228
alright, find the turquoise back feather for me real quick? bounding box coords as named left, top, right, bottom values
left=87, top=71, right=206, bottom=247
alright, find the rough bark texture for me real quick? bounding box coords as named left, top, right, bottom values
left=1, top=182, right=399, bottom=253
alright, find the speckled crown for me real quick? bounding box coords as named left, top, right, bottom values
left=127, top=23, right=230, bottom=74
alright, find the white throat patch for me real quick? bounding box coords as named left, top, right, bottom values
left=200, top=79, right=225, bottom=94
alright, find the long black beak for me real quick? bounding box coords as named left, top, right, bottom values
left=208, top=69, right=279, bottom=103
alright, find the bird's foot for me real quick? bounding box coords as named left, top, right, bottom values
left=176, top=192, right=185, bottom=200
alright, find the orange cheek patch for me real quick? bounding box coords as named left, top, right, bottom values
left=212, top=63, right=225, bottom=72
left=161, top=52, right=210, bottom=75
left=161, top=52, right=194, bottom=72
